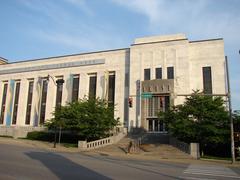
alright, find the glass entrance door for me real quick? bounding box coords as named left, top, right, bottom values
left=148, top=118, right=165, bottom=132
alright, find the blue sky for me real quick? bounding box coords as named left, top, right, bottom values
left=0, top=0, right=239, bottom=110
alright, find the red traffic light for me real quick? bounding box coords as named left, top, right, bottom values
left=128, top=97, right=133, bottom=108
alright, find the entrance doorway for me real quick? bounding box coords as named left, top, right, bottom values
left=148, top=118, right=165, bottom=132
left=143, top=95, right=169, bottom=133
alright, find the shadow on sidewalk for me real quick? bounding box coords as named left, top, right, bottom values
left=25, top=151, right=110, bottom=180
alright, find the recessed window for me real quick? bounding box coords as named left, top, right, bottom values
left=12, top=81, right=21, bottom=125
left=144, top=69, right=151, bottom=80
left=202, top=67, right=212, bottom=94
left=108, top=72, right=115, bottom=106
left=72, top=75, right=80, bottom=102
left=25, top=81, right=34, bottom=125
left=155, top=68, right=162, bottom=79
left=89, top=74, right=97, bottom=99
left=167, top=67, right=174, bottom=79
left=39, top=79, right=48, bottom=124
left=0, top=83, right=8, bottom=124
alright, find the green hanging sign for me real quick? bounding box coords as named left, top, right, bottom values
left=141, top=92, right=153, bottom=98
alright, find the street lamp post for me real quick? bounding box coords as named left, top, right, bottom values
left=47, top=75, right=65, bottom=148
left=55, top=79, right=65, bottom=148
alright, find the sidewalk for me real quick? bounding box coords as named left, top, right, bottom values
left=0, top=137, right=239, bottom=167
left=0, top=137, right=79, bottom=153
left=87, top=149, right=240, bottom=167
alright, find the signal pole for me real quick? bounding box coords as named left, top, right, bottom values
left=225, top=56, right=235, bottom=163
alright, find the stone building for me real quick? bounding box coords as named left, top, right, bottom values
left=0, top=34, right=226, bottom=137
left=0, top=57, right=8, bottom=65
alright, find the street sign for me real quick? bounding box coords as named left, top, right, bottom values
left=141, top=92, right=152, bottom=98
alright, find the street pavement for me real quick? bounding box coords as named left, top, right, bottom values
left=0, top=141, right=239, bottom=179
left=180, top=164, right=240, bottom=180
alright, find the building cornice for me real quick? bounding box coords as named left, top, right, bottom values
left=5, top=48, right=129, bottom=65
left=0, top=57, right=8, bottom=63
left=131, top=38, right=188, bottom=46
left=189, top=38, right=223, bottom=43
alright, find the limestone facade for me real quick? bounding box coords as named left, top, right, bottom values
left=0, top=34, right=226, bottom=135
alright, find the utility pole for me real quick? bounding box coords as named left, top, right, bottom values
left=225, top=56, right=235, bottom=163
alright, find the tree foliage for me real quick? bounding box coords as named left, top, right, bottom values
left=233, top=111, right=240, bottom=135
left=46, top=97, right=120, bottom=141
left=159, top=91, right=230, bottom=146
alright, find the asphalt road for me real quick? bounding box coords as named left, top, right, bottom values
left=0, top=143, right=239, bottom=180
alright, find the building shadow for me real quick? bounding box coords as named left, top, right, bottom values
left=25, top=151, right=110, bottom=180
left=84, top=154, right=186, bottom=179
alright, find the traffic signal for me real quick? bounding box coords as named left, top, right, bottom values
left=128, top=97, right=133, bottom=108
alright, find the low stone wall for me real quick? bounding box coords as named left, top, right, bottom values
left=169, top=136, right=200, bottom=159
left=169, top=136, right=190, bottom=154
left=0, top=126, right=46, bottom=139
left=78, top=130, right=127, bottom=151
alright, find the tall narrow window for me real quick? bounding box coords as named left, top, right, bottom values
left=25, top=81, right=34, bottom=125
left=12, top=81, right=21, bottom=125
left=56, top=77, right=63, bottom=107
left=144, top=69, right=151, bottom=80
left=167, top=67, right=174, bottom=79
left=89, top=74, right=97, bottom=99
left=72, top=75, right=79, bottom=102
left=108, top=72, right=115, bottom=106
left=155, top=67, right=162, bottom=79
left=164, top=96, right=170, bottom=111
left=202, top=67, right=212, bottom=94
left=39, top=79, right=48, bottom=124
left=0, top=83, right=8, bottom=124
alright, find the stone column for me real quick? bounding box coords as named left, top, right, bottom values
left=190, top=143, right=200, bottom=159
left=78, top=140, right=87, bottom=150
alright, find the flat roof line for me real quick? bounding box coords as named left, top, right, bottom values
left=0, top=57, right=8, bottom=62
left=7, top=47, right=130, bottom=65
left=2, top=37, right=224, bottom=65
left=131, top=38, right=188, bottom=46
left=131, top=37, right=223, bottom=46
left=189, top=38, right=223, bottom=43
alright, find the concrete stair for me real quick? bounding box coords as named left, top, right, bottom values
left=90, top=134, right=192, bottom=159
left=91, top=136, right=143, bottom=154
left=140, top=143, right=192, bottom=159
left=140, top=133, right=170, bottom=144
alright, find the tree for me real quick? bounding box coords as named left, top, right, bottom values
left=233, top=111, right=240, bottom=131
left=47, top=97, right=120, bottom=141
left=233, top=111, right=240, bottom=150
left=159, top=91, right=230, bottom=155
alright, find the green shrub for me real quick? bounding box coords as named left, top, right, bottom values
left=27, top=131, right=54, bottom=142
left=26, top=131, right=85, bottom=144
left=46, top=97, right=119, bottom=141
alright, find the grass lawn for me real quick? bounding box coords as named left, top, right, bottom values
left=201, top=155, right=240, bottom=161
left=0, top=135, right=13, bottom=138
left=62, top=143, right=78, bottom=148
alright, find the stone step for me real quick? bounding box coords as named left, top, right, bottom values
left=91, top=136, right=192, bottom=159
left=140, top=133, right=170, bottom=144
left=140, top=144, right=192, bottom=159
left=92, top=136, right=142, bottom=154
